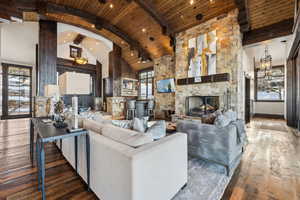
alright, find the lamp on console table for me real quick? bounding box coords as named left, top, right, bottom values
left=59, top=72, right=91, bottom=130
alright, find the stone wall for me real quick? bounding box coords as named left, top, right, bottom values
left=154, top=55, right=176, bottom=119
left=175, top=9, right=245, bottom=118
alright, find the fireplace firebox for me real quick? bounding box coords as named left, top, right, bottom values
left=186, top=96, right=219, bottom=117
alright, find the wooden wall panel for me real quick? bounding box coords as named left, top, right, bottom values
left=38, top=20, right=57, bottom=96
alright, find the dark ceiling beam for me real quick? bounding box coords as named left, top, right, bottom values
left=73, top=34, right=86, bottom=45
left=234, top=0, right=250, bottom=32
left=98, top=0, right=107, bottom=3
left=13, top=0, right=152, bottom=60
left=243, top=18, right=294, bottom=46
left=128, top=0, right=173, bottom=36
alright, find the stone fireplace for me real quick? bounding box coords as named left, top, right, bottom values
left=186, top=96, right=219, bottom=117
left=174, top=9, right=245, bottom=119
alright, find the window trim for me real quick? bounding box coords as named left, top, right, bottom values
left=255, top=65, right=285, bottom=102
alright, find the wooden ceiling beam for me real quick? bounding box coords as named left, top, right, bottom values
left=13, top=0, right=152, bottom=60
left=73, top=34, right=86, bottom=45
left=243, top=18, right=293, bottom=46
left=129, top=0, right=173, bottom=36
left=234, top=0, right=250, bottom=32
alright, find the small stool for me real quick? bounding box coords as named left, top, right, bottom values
left=147, top=100, right=155, bottom=120
left=126, top=100, right=136, bottom=120
left=127, top=109, right=136, bottom=120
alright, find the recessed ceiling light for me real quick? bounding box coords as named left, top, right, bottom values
left=180, top=15, right=184, bottom=19
left=63, top=40, right=66, bottom=43
left=142, top=28, right=146, bottom=33
left=109, top=4, right=114, bottom=8
left=90, top=48, right=93, bottom=50
left=121, top=41, right=125, bottom=44
left=130, top=51, right=134, bottom=56
left=67, top=33, right=71, bottom=37
left=209, top=0, right=215, bottom=4
left=190, top=0, right=194, bottom=5
left=91, top=24, right=95, bottom=28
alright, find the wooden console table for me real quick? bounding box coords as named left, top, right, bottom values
left=30, top=118, right=90, bottom=200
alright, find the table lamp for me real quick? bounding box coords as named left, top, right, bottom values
left=59, top=72, right=90, bottom=130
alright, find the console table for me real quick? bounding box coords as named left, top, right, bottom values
left=30, top=118, right=90, bottom=200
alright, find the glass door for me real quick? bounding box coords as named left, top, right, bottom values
left=1, top=63, right=32, bottom=119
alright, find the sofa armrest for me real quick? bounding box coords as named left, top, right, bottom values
left=130, top=133, right=188, bottom=200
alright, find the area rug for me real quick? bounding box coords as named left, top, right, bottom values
left=173, top=157, right=240, bottom=200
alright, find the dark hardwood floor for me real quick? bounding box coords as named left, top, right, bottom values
left=0, top=118, right=299, bottom=200
left=0, top=118, right=98, bottom=200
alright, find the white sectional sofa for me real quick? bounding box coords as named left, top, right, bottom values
left=57, top=119, right=188, bottom=200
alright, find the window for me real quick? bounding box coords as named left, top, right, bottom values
left=256, top=66, right=285, bottom=101
left=139, top=70, right=154, bottom=99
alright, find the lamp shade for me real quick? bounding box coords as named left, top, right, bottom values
left=44, top=85, right=59, bottom=97
left=59, top=72, right=90, bottom=95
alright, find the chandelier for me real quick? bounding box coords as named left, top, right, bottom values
left=259, top=45, right=272, bottom=80
left=75, top=56, right=88, bottom=65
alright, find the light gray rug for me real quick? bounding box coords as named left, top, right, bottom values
left=173, top=157, right=240, bottom=200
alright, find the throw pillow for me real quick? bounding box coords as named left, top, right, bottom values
left=146, top=120, right=166, bottom=140
left=132, top=117, right=148, bottom=133
left=111, top=120, right=133, bottom=129
left=223, top=109, right=237, bottom=122
left=201, top=114, right=217, bottom=124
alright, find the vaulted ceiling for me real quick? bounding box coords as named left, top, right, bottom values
left=0, top=0, right=296, bottom=70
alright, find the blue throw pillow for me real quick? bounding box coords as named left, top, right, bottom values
left=146, top=120, right=166, bottom=140
left=132, top=118, right=148, bottom=133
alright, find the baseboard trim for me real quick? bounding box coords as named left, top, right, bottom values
left=253, top=113, right=284, bottom=119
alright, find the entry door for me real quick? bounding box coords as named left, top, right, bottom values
left=1, top=63, right=32, bottom=119
left=245, top=77, right=251, bottom=124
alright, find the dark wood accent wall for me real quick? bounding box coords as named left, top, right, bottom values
left=105, top=44, right=122, bottom=98
left=286, top=59, right=297, bottom=127
left=95, top=61, right=102, bottom=97
left=38, top=20, right=57, bottom=96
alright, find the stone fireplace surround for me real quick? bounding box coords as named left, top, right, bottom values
left=174, top=9, right=244, bottom=119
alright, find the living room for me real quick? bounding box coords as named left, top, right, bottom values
left=0, top=0, right=299, bottom=200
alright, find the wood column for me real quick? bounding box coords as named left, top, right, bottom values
left=38, top=20, right=57, bottom=96
left=95, top=61, right=102, bottom=97
left=105, top=44, right=122, bottom=98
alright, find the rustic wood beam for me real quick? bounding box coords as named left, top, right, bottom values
left=129, top=0, right=173, bottom=36
left=73, top=34, right=86, bottom=45
left=243, top=18, right=294, bottom=46
left=234, top=0, right=250, bottom=32
left=13, top=0, right=152, bottom=60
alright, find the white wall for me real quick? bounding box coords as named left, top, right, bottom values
left=0, top=22, right=38, bottom=98
left=243, top=35, right=292, bottom=118
left=57, top=23, right=112, bottom=78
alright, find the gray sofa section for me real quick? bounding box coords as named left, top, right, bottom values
left=177, top=119, right=247, bottom=175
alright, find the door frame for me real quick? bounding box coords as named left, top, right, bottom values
left=1, top=63, right=32, bottom=120
left=244, top=77, right=251, bottom=124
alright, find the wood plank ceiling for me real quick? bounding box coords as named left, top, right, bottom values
left=0, top=0, right=296, bottom=70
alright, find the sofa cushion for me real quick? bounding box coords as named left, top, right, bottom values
left=102, top=125, right=153, bottom=148
left=132, top=118, right=148, bottom=133
left=146, top=120, right=166, bottom=140
left=83, top=119, right=108, bottom=134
